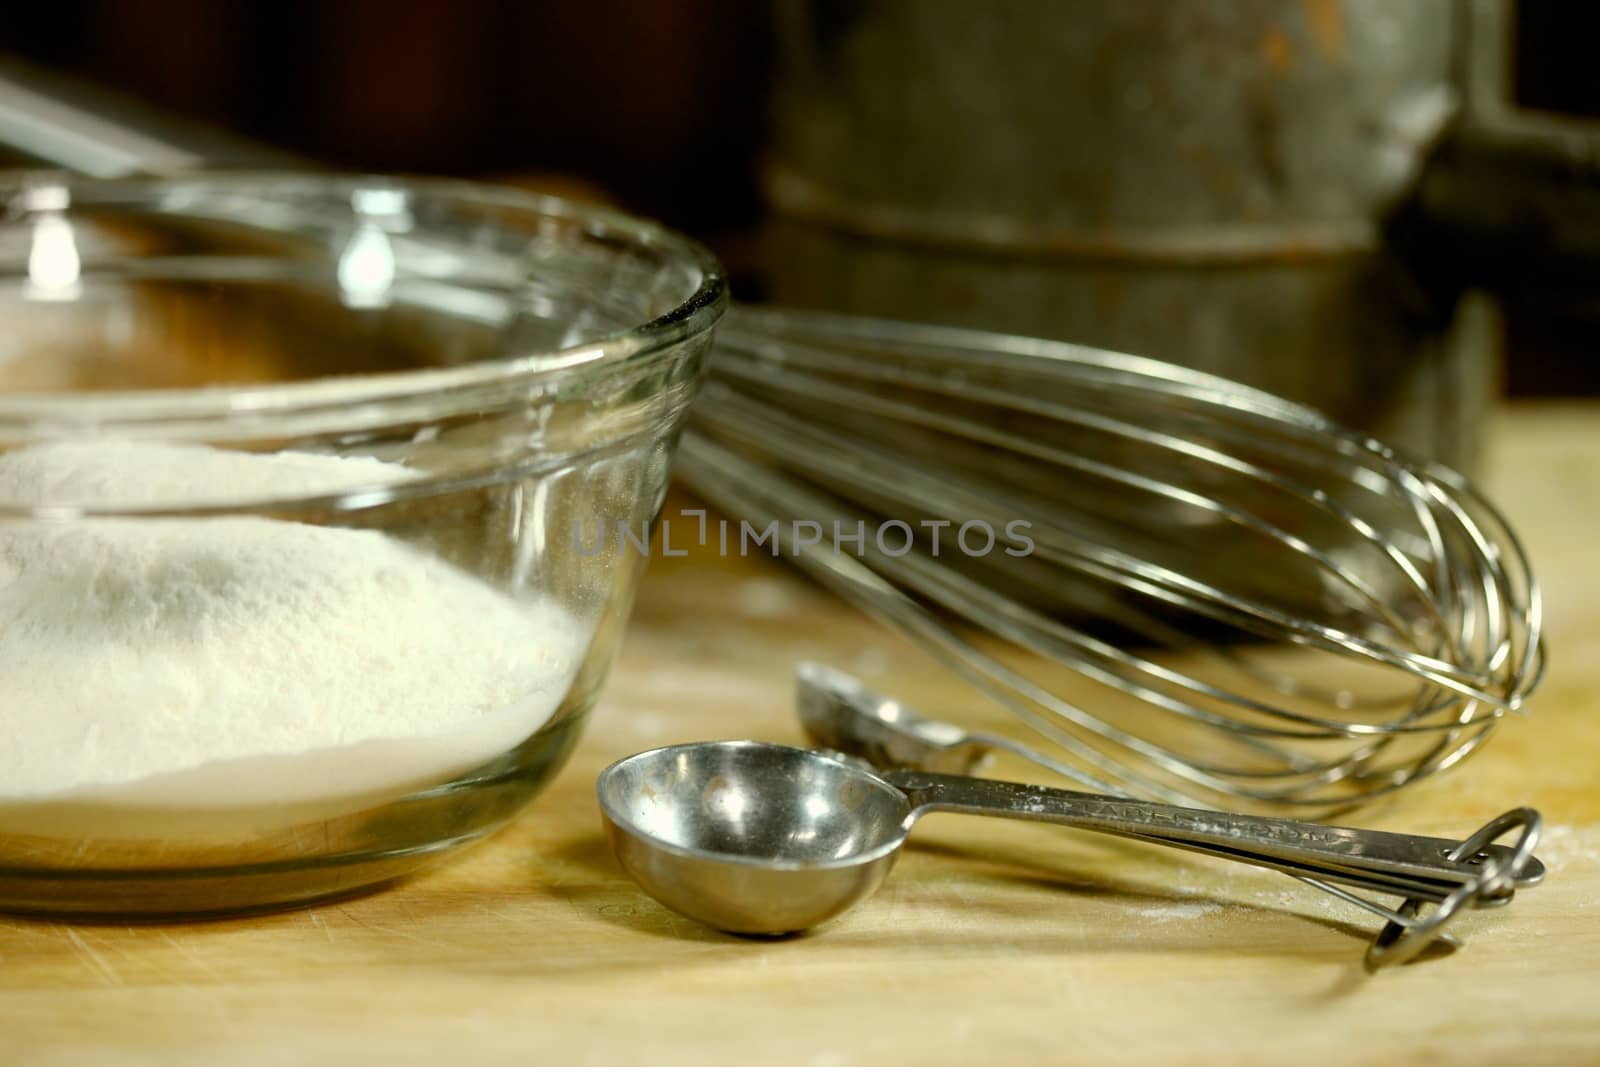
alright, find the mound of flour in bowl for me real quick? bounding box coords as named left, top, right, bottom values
left=0, top=441, right=584, bottom=806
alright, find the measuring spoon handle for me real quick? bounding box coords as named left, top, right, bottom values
left=882, top=770, right=1540, bottom=887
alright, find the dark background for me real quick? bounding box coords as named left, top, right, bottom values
left=0, top=1, right=774, bottom=231
left=1, top=0, right=1595, bottom=395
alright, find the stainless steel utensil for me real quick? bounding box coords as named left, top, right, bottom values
left=798, top=660, right=1110, bottom=788
left=795, top=660, right=1545, bottom=963
left=596, top=739, right=1541, bottom=969
left=677, top=306, right=1545, bottom=814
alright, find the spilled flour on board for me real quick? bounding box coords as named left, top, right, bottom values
left=1126, top=899, right=1226, bottom=923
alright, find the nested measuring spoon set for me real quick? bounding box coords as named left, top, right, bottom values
left=598, top=666, right=1543, bottom=972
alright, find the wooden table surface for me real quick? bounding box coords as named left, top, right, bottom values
left=4, top=402, right=1598, bottom=1066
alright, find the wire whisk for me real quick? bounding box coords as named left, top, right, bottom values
left=678, top=306, right=1545, bottom=815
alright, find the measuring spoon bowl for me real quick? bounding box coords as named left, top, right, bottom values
left=597, top=741, right=912, bottom=934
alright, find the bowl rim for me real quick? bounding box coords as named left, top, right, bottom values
left=0, top=171, right=728, bottom=429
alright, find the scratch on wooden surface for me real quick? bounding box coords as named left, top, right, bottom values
left=155, top=931, right=220, bottom=981
left=63, top=928, right=122, bottom=986
left=553, top=882, right=594, bottom=928
left=334, top=903, right=456, bottom=952
left=475, top=903, right=526, bottom=926
left=305, top=910, right=337, bottom=945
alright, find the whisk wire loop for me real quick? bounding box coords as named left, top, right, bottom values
left=681, top=308, right=1543, bottom=814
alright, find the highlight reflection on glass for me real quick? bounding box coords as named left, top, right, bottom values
left=336, top=222, right=395, bottom=309
left=337, top=186, right=411, bottom=309
left=26, top=213, right=80, bottom=300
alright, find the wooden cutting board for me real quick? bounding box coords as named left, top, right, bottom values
left=2, top=403, right=1597, bottom=1066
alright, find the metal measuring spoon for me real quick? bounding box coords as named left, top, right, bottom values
left=797, top=661, right=1112, bottom=785
left=595, top=739, right=1541, bottom=949
left=795, top=662, right=1546, bottom=901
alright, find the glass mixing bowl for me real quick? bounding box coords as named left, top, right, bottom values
left=0, top=173, right=725, bottom=916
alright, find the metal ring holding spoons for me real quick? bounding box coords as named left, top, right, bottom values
left=596, top=739, right=1544, bottom=965
left=1363, top=807, right=1543, bottom=970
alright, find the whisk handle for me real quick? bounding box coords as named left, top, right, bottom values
left=883, top=770, right=1542, bottom=891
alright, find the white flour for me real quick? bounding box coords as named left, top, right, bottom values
left=0, top=441, right=584, bottom=809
